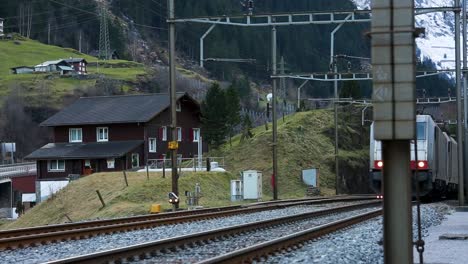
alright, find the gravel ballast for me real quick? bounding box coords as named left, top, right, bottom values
left=0, top=201, right=369, bottom=264
left=266, top=203, right=453, bottom=264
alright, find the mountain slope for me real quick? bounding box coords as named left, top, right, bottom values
left=353, top=0, right=458, bottom=70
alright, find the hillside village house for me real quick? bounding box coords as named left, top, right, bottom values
left=25, top=92, right=207, bottom=180
left=64, top=58, right=87, bottom=75
left=34, top=59, right=74, bottom=75
left=10, top=66, right=34, bottom=74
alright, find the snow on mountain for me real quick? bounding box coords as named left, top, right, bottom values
left=352, top=0, right=458, bottom=70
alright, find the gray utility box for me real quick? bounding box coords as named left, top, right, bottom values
left=230, top=180, right=243, bottom=201
left=242, top=170, right=262, bottom=200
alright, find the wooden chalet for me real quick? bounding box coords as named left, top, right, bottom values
left=64, top=58, right=88, bottom=75
left=25, top=93, right=207, bottom=180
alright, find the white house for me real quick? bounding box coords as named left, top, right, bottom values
left=34, top=60, right=74, bottom=75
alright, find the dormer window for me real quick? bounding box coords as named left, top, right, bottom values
left=69, top=128, right=82, bottom=143
left=176, top=101, right=181, bottom=112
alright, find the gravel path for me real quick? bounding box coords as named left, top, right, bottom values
left=266, top=203, right=453, bottom=264
left=139, top=207, right=379, bottom=263
left=0, top=201, right=369, bottom=264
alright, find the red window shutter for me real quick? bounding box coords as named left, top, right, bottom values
left=190, top=128, right=194, bottom=142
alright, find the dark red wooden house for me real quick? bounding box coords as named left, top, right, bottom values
left=26, top=93, right=207, bottom=180
left=64, top=58, right=88, bottom=75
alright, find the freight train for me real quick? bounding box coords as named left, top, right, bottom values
left=369, top=115, right=458, bottom=197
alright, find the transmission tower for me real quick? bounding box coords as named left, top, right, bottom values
left=99, top=6, right=111, bottom=60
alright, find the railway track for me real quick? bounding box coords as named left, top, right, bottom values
left=43, top=200, right=381, bottom=264
left=0, top=195, right=375, bottom=251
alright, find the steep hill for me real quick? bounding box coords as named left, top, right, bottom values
left=0, top=37, right=147, bottom=105
left=215, top=107, right=371, bottom=197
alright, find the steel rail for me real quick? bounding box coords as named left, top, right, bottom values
left=198, top=209, right=382, bottom=264
left=43, top=201, right=381, bottom=264
left=0, top=196, right=376, bottom=250
left=0, top=195, right=366, bottom=239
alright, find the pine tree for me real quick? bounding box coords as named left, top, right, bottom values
left=225, top=85, right=241, bottom=146
left=240, top=114, right=254, bottom=142
left=201, top=83, right=228, bottom=148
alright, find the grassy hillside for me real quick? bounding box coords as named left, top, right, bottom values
left=2, top=171, right=237, bottom=229
left=216, top=107, right=370, bottom=198
left=0, top=37, right=147, bottom=106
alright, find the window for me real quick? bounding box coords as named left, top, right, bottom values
left=97, top=127, right=109, bottom=142
left=131, top=153, right=139, bottom=168
left=177, top=127, right=182, bottom=141
left=162, top=126, right=167, bottom=141
left=69, top=128, right=82, bottom=143
left=107, top=158, right=115, bottom=169
left=84, top=160, right=91, bottom=167
left=149, top=138, right=157, bottom=153
left=48, top=160, right=65, bottom=172
left=176, top=101, right=181, bottom=112
left=417, top=122, right=427, bottom=140
left=193, top=128, right=200, bottom=142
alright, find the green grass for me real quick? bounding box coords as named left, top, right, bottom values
left=215, top=108, right=369, bottom=198
left=0, top=37, right=147, bottom=97
left=1, top=171, right=239, bottom=229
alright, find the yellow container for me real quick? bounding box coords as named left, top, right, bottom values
left=150, top=204, right=161, bottom=214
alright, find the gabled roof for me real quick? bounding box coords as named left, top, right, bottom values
left=41, top=92, right=193, bottom=127
left=25, top=140, right=143, bottom=160
left=35, top=59, right=69, bottom=67
left=65, top=58, right=87, bottom=64
left=11, top=66, right=34, bottom=70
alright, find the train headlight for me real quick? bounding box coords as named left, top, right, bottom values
left=374, top=160, right=384, bottom=169
left=417, top=161, right=428, bottom=169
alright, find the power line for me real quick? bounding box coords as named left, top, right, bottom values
left=48, top=0, right=97, bottom=16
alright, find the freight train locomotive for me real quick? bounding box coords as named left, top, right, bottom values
left=370, top=115, right=458, bottom=197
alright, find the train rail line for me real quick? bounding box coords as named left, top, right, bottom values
left=199, top=209, right=382, bottom=263
left=43, top=200, right=381, bottom=264
left=0, top=195, right=375, bottom=251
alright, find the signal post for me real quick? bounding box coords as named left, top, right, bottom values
left=371, top=0, right=415, bottom=263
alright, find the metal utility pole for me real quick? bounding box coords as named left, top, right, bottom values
left=297, top=80, right=309, bottom=109
left=168, top=0, right=179, bottom=209
left=200, top=23, right=217, bottom=68
left=330, top=20, right=347, bottom=195
left=463, top=0, right=468, bottom=204
left=455, top=0, right=465, bottom=206
left=271, top=26, right=278, bottom=200
left=371, top=0, right=415, bottom=263
left=48, top=23, right=51, bottom=45
left=333, top=59, right=339, bottom=195
left=99, top=5, right=111, bottom=60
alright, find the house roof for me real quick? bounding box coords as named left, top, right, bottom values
left=40, top=92, right=192, bottom=127
left=11, top=66, right=34, bottom=70
left=25, top=140, right=143, bottom=160
left=65, top=58, right=87, bottom=64
left=58, top=65, right=74, bottom=71
left=35, top=59, right=68, bottom=67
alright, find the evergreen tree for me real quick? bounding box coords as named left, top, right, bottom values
left=225, top=85, right=241, bottom=146
left=201, top=83, right=228, bottom=148
left=232, top=76, right=251, bottom=105
left=240, top=114, right=254, bottom=142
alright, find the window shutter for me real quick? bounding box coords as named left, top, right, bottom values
left=190, top=128, right=194, bottom=142
left=159, top=127, right=163, bottom=140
